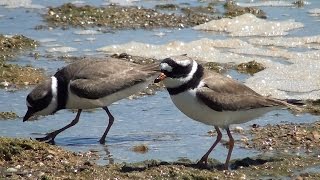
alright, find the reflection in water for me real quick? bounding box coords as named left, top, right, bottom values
left=103, top=145, right=114, bottom=165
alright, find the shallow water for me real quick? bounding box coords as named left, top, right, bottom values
left=0, top=0, right=320, bottom=165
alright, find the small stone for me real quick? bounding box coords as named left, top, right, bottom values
left=46, top=154, right=54, bottom=159
left=15, top=165, right=21, bottom=169
left=0, top=81, right=9, bottom=87
left=6, top=168, right=18, bottom=173
left=234, top=126, right=244, bottom=133
left=239, top=173, right=246, bottom=179
left=312, top=131, right=320, bottom=140
left=240, top=136, right=249, bottom=144
left=132, top=144, right=149, bottom=154
left=61, top=160, right=69, bottom=164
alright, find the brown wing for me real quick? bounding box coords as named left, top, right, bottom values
left=202, top=70, right=260, bottom=96
left=196, top=70, right=285, bottom=111
left=68, top=58, right=157, bottom=99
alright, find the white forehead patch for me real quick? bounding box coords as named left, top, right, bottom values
left=176, top=60, right=191, bottom=67
left=160, top=63, right=173, bottom=72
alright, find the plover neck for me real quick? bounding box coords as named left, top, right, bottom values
left=54, top=73, right=69, bottom=111
left=166, top=63, right=204, bottom=95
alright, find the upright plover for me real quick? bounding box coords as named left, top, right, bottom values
left=154, top=55, right=301, bottom=169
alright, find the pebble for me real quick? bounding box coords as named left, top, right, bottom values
left=234, top=126, right=244, bottom=133
left=46, top=154, right=54, bottom=159
left=239, top=173, right=246, bottom=179
left=0, top=81, right=9, bottom=87
left=6, top=167, right=18, bottom=173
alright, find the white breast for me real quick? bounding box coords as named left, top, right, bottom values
left=170, top=88, right=279, bottom=128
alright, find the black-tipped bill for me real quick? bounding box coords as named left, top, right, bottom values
left=154, top=73, right=167, bottom=83
left=23, top=107, right=35, bottom=122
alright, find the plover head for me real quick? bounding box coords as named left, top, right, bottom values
left=154, top=56, right=198, bottom=88
left=23, top=76, right=58, bottom=121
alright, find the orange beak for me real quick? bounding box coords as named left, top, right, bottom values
left=154, top=73, right=167, bottom=83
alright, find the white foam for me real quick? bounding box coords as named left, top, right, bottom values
left=73, top=30, right=102, bottom=35
left=97, top=37, right=320, bottom=99
left=0, top=0, right=44, bottom=9
left=245, top=60, right=320, bottom=99
left=103, top=0, right=140, bottom=6
left=193, top=13, right=304, bottom=37
left=46, top=46, right=77, bottom=53
left=237, top=1, right=294, bottom=7
left=249, top=36, right=320, bottom=50
left=308, top=8, right=320, bottom=17
left=97, top=38, right=273, bottom=65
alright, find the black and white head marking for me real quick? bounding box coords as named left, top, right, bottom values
left=26, top=76, right=59, bottom=116
left=159, top=57, right=199, bottom=88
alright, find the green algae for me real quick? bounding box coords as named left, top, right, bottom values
left=155, top=4, right=179, bottom=11
left=303, top=99, right=320, bottom=115
left=203, top=62, right=225, bottom=73
left=236, top=61, right=265, bottom=75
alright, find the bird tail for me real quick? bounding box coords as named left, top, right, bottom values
left=284, top=99, right=305, bottom=106
left=277, top=98, right=306, bottom=113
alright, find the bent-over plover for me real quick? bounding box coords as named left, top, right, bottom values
left=154, top=55, right=302, bottom=169
left=24, top=57, right=159, bottom=144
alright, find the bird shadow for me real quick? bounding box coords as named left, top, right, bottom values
left=120, top=157, right=278, bottom=172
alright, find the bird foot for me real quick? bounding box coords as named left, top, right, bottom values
left=99, top=138, right=106, bottom=145
left=196, top=158, right=208, bottom=169
left=35, top=133, right=56, bottom=145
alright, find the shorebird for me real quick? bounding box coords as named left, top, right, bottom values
left=23, top=57, right=159, bottom=144
left=154, top=55, right=301, bottom=170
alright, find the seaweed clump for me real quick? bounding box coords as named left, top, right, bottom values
left=224, top=1, right=266, bottom=19
left=0, top=35, right=38, bottom=61
left=44, top=3, right=215, bottom=29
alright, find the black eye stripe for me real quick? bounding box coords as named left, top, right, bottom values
left=161, top=58, right=179, bottom=69
left=27, top=90, right=53, bottom=112
left=161, top=58, right=192, bottom=78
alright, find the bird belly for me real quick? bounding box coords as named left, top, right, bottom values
left=170, top=89, right=278, bottom=128
left=66, top=81, right=151, bottom=109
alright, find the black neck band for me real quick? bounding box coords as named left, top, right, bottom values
left=167, top=64, right=204, bottom=95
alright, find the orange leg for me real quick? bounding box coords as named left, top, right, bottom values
left=197, top=126, right=222, bottom=166
left=225, top=127, right=234, bottom=170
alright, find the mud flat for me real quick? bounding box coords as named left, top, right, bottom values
left=1, top=133, right=320, bottom=179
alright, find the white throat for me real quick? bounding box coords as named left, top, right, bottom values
left=163, top=60, right=198, bottom=88
left=34, top=76, right=58, bottom=115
